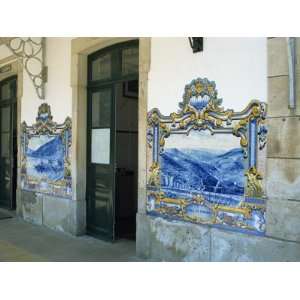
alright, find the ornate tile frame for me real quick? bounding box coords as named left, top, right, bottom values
left=147, top=78, right=268, bottom=235
left=20, top=103, right=72, bottom=198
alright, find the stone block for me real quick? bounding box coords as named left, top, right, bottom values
left=136, top=213, right=151, bottom=259
left=266, top=199, right=300, bottom=242
left=42, top=196, right=86, bottom=236
left=138, top=215, right=211, bottom=261
left=268, top=75, right=288, bottom=117
left=16, top=188, right=23, bottom=218
left=211, top=228, right=300, bottom=261
left=20, top=190, right=43, bottom=225
left=268, top=74, right=300, bottom=117
left=43, top=195, right=72, bottom=234
left=268, top=38, right=288, bottom=77
left=69, top=200, right=86, bottom=236
left=266, top=158, right=300, bottom=200
left=137, top=187, right=147, bottom=213
left=267, top=117, right=300, bottom=159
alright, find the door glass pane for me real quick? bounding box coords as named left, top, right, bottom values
left=1, top=106, right=10, bottom=132
left=91, top=128, right=110, bottom=164
left=1, top=133, right=10, bottom=158
left=92, top=89, right=111, bottom=128
left=116, top=81, right=138, bottom=131
left=0, top=82, right=11, bottom=100
left=122, top=47, right=139, bottom=76
left=92, top=53, right=111, bottom=81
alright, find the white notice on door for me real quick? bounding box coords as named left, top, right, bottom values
left=91, top=128, right=110, bottom=164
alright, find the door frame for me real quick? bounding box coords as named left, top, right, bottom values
left=86, top=40, right=139, bottom=239
left=0, top=59, right=23, bottom=212
left=71, top=38, right=151, bottom=234
left=0, top=75, right=17, bottom=209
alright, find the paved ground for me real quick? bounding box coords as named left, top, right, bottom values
left=0, top=213, right=141, bottom=262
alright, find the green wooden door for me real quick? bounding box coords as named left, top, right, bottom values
left=86, top=40, right=139, bottom=240
left=86, top=85, right=116, bottom=240
left=0, top=76, right=17, bottom=209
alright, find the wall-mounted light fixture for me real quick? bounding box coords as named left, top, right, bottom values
left=188, top=37, right=203, bottom=53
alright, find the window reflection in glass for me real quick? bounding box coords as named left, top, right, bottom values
left=122, top=47, right=139, bottom=76
left=92, top=89, right=111, bottom=128
left=0, top=83, right=11, bottom=100
left=1, top=106, right=10, bottom=132
left=92, top=54, right=111, bottom=81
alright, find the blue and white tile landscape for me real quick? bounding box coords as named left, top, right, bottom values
left=26, top=135, right=65, bottom=181
left=147, top=77, right=267, bottom=235
left=21, top=103, right=72, bottom=198
left=161, top=131, right=245, bottom=198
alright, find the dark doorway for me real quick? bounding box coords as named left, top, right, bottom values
left=0, top=76, right=17, bottom=210
left=86, top=40, right=139, bottom=241
left=115, top=80, right=138, bottom=240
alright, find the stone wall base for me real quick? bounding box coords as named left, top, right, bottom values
left=17, top=189, right=86, bottom=236
left=136, top=213, right=300, bottom=261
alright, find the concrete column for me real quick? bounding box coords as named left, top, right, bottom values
left=266, top=37, right=300, bottom=242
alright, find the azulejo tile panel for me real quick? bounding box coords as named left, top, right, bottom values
left=20, top=103, right=72, bottom=198
left=147, top=78, right=268, bottom=235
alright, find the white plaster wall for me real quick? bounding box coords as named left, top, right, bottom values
left=0, top=44, right=12, bottom=60
left=0, top=38, right=72, bottom=124
left=44, top=37, right=72, bottom=123
left=22, top=37, right=72, bottom=124
left=148, top=38, right=267, bottom=115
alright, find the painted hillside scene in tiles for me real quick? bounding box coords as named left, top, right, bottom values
left=152, top=131, right=266, bottom=234
left=26, top=135, right=65, bottom=181
left=161, top=148, right=245, bottom=196
left=160, top=131, right=246, bottom=207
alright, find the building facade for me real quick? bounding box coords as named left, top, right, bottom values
left=0, top=37, right=299, bottom=261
